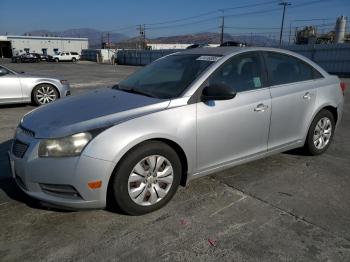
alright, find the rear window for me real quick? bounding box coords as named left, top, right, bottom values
left=71, top=52, right=78, bottom=55
left=265, top=52, right=323, bottom=86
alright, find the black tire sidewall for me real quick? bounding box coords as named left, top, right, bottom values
left=112, top=141, right=182, bottom=215
left=306, top=110, right=335, bottom=155
left=33, top=84, right=58, bottom=106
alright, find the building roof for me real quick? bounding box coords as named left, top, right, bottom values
left=0, top=35, right=88, bottom=41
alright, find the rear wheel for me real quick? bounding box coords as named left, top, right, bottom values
left=32, top=84, right=58, bottom=106
left=110, top=141, right=181, bottom=215
left=72, top=57, right=77, bottom=63
left=304, top=109, right=335, bottom=155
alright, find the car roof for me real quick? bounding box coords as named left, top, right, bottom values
left=175, top=46, right=300, bottom=57
left=176, top=46, right=245, bottom=56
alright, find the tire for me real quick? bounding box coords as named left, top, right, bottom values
left=110, top=141, right=182, bottom=215
left=32, top=84, right=59, bottom=106
left=72, top=57, right=77, bottom=63
left=304, top=109, right=335, bottom=155
left=55, top=58, right=59, bottom=62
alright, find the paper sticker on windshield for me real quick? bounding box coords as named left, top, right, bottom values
left=196, top=56, right=221, bottom=62
left=253, top=77, right=262, bottom=88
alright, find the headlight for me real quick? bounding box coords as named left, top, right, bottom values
left=38, top=132, right=92, bottom=157
left=60, top=80, right=69, bottom=85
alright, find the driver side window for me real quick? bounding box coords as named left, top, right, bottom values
left=208, top=52, right=265, bottom=93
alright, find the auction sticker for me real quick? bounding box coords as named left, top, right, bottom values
left=196, top=56, right=222, bottom=62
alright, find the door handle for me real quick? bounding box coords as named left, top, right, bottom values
left=303, top=92, right=312, bottom=100
left=254, top=103, right=268, bottom=112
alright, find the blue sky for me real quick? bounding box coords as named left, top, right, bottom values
left=0, top=0, right=349, bottom=39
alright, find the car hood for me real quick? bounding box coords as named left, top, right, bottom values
left=17, top=72, right=61, bottom=80
left=21, top=87, right=170, bottom=138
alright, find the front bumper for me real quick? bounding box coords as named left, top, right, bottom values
left=8, top=131, right=115, bottom=209
left=59, top=83, right=71, bottom=97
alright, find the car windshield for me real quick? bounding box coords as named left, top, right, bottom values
left=116, top=54, right=221, bottom=99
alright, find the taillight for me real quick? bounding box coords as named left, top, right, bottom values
left=340, top=82, right=346, bottom=95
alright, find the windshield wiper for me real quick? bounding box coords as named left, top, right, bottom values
left=113, top=85, right=157, bottom=98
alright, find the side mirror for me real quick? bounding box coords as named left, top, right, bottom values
left=201, top=83, right=236, bottom=101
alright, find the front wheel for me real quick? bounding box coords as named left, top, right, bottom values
left=54, top=58, right=59, bottom=62
left=110, top=141, right=182, bottom=215
left=32, top=84, right=58, bottom=106
left=304, top=109, right=335, bottom=155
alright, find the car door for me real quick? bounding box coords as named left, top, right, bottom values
left=0, top=66, right=23, bottom=104
left=263, top=51, right=320, bottom=150
left=196, top=52, right=271, bottom=172
left=61, top=53, right=68, bottom=61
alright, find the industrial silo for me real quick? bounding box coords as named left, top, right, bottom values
left=335, top=16, right=347, bottom=43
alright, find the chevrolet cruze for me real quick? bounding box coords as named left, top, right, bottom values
left=8, top=47, right=345, bottom=215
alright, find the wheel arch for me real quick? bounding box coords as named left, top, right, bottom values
left=322, top=105, right=338, bottom=124
left=31, top=82, right=60, bottom=102
left=304, top=103, right=338, bottom=142
left=107, top=138, right=189, bottom=192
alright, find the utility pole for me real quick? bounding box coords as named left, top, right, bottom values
left=107, top=32, right=110, bottom=63
left=107, top=32, right=110, bottom=49
left=278, top=1, right=291, bottom=46
left=143, top=24, right=146, bottom=49
left=219, top=9, right=225, bottom=45
left=138, top=24, right=145, bottom=50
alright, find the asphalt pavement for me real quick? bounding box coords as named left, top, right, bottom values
left=0, top=60, right=349, bottom=261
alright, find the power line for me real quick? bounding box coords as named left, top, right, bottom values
left=107, top=0, right=333, bottom=41
left=145, top=0, right=277, bottom=26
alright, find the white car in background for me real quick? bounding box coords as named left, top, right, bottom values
left=0, top=65, right=70, bottom=105
left=51, top=52, right=80, bottom=62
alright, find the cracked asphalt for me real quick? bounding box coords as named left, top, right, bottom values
left=0, top=60, right=349, bottom=261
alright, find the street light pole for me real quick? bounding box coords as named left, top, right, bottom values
left=219, top=9, right=225, bottom=45
left=279, top=1, right=291, bottom=46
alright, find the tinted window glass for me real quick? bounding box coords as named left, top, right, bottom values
left=208, top=52, right=264, bottom=93
left=118, top=54, right=219, bottom=99
left=266, top=52, right=320, bottom=86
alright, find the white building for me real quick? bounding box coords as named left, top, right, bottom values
left=0, top=35, right=88, bottom=58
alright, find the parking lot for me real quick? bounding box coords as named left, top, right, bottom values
left=0, top=61, right=350, bottom=261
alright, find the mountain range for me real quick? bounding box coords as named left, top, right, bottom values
left=24, top=28, right=279, bottom=47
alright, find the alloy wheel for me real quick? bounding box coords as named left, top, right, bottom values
left=313, top=117, right=332, bottom=150
left=35, top=86, right=57, bottom=104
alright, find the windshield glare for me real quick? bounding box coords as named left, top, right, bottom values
left=118, top=54, right=220, bottom=99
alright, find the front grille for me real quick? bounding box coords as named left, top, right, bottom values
left=19, top=125, right=35, bottom=137
left=12, top=140, right=29, bottom=158
left=40, top=184, right=82, bottom=199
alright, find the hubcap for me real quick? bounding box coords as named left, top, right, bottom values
left=313, top=117, right=332, bottom=150
left=128, top=155, right=174, bottom=206
left=36, top=86, right=57, bottom=104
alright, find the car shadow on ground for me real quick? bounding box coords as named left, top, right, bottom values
left=0, top=103, right=33, bottom=109
left=0, top=139, right=74, bottom=212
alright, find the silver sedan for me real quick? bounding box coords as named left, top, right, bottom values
left=0, top=65, right=70, bottom=105
left=8, top=47, right=344, bottom=215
